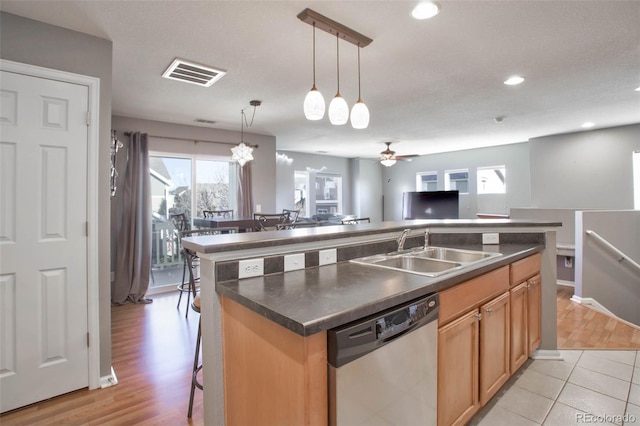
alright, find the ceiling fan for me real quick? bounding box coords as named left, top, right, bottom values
left=378, top=142, right=419, bottom=167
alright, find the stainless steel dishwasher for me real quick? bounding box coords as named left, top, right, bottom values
left=328, top=293, right=439, bottom=425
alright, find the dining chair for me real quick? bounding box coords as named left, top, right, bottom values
left=341, top=217, right=371, bottom=224
left=203, top=209, right=234, bottom=219
left=253, top=212, right=291, bottom=231
left=282, top=208, right=300, bottom=223
left=276, top=220, right=319, bottom=230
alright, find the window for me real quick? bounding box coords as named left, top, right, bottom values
left=416, top=171, right=438, bottom=191
left=445, top=169, right=469, bottom=194
left=149, top=154, right=235, bottom=290
left=314, top=173, right=342, bottom=215
left=477, top=166, right=506, bottom=194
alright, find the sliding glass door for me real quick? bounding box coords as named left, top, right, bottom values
left=149, top=154, right=235, bottom=290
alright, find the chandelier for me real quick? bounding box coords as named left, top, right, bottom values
left=231, top=100, right=261, bottom=167
left=298, top=8, right=373, bottom=129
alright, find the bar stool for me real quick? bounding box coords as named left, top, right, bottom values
left=184, top=248, right=203, bottom=418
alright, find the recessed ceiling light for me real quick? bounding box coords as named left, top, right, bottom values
left=504, top=76, right=525, bottom=86
left=412, top=1, right=441, bottom=19
left=581, top=122, right=595, bottom=128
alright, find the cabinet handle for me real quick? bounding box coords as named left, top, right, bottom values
left=475, top=313, right=482, bottom=320
left=485, top=307, right=493, bottom=314
left=530, top=280, right=538, bottom=286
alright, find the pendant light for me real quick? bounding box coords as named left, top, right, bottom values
left=328, top=33, right=349, bottom=125
left=350, top=43, right=370, bottom=129
left=303, top=22, right=325, bottom=120
left=231, top=106, right=256, bottom=167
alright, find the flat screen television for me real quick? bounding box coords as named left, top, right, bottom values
left=402, top=190, right=459, bottom=219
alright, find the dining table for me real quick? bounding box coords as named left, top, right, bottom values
left=193, top=216, right=256, bottom=232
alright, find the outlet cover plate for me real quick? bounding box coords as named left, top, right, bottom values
left=319, top=249, right=337, bottom=265
left=482, top=233, right=500, bottom=245
left=239, top=258, right=264, bottom=278
left=284, top=253, right=305, bottom=271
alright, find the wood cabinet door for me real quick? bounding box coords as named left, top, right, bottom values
left=438, top=310, right=480, bottom=426
left=527, top=274, right=542, bottom=354
left=510, top=282, right=529, bottom=374
left=479, top=292, right=511, bottom=406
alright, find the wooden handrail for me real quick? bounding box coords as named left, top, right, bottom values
left=585, top=230, right=640, bottom=273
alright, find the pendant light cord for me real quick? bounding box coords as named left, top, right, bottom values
left=312, top=22, right=317, bottom=88
left=357, top=43, right=362, bottom=102
left=336, top=32, right=340, bottom=95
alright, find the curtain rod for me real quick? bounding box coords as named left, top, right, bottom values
left=123, top=131, right=259, bottom=148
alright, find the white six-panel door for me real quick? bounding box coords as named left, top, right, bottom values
left=0, top=70, right=90, bottom=412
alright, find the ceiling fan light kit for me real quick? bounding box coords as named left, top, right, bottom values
left=298, top=8, right=372, bottom=129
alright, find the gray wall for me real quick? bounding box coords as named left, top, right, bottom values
left=381, top=143, right=531, bottom=220
left=575, top=210, right=640, bottom=325
left=351, top=158, right=384, bottom=222
left=530, top=124, right=640, bottom=209
left=275, top=151, right=353, bottom=216
left=0, top=12, right=113, bottom=377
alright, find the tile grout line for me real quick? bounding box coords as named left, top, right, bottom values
left=539, top=350, right=584, bottom=425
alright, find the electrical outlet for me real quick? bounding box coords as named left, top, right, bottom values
left=238, top=258, right=264, bottom=278
left=319, top=248, right=337, bottom=265
left=564, top=256, right=573, bottom=268
left=482, top=233, right=500, bottom=245
left=284, top=253, right=305, bottom=272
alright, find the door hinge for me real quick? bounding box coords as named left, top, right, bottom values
left=85, top=221, right=89, bottom=236
left=86, top=111, right=91, bottom=126
left=87, top=332, right=90, bottom=347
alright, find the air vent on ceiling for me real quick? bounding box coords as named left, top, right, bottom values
left=194, top=118, right=217, bottom=124
left=162, top=58, right=226, bottom=87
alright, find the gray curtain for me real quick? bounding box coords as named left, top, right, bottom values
left=113, top=132, right=152, bottom=304
left=237, top=162, right=254, bottom=217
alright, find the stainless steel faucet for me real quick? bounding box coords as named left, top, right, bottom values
left=424, top=228, right=430, bottom=249
left=397, top=228, right=411, bottom=252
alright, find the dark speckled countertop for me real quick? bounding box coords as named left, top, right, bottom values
left=216, top=243, right=542, bottom=336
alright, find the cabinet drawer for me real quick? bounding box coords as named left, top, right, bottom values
left=439, top=266, right=509, bottom=326
left=510, top=253, right=541, bottom=285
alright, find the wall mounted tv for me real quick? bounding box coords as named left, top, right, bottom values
left=402, top=190, right=460, bottom=219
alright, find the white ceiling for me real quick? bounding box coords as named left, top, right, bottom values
left=2, top=1, right=639, bottom=159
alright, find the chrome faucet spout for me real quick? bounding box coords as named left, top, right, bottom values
left=397, top=228, right=411, bottom=252
left=424, top=228, right=430, bottom=249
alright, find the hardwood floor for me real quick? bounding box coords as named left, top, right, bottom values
left=0, top=292, right=204, bottom=425
left=2, top=285, right=639, bottom=424
left=556, top=285, right=640, bottom=349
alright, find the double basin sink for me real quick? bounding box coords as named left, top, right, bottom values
left=350, top=246, right=501, bottom=277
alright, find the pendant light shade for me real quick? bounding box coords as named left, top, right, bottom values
left=304, top=88, right=325, bottom=120
left=231, top=142, right=253, bottom=167
left=350, top=101, right=370, bottom=129
left=303, top=22, right=325, bottom=120
left=329, top=95, right=349, bottom=125
left=350, top=44, right=369, bottom=129
left=329, top=33, right=349, bottom=125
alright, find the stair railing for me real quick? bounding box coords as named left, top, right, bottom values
left=585, top=229, right=640, bottom=274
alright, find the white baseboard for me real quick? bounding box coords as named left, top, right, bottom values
left=556, top=280, right=574, bottom=288
left=530, top=349, right=563, bottom=360
left=99, top=366, right=119, bottom=388
left=569, top=295, right=616, bottom=317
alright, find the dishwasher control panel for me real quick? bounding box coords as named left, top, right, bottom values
left=376, top=295, right=438, bottom=340
left=328, top=293, right=439, bottom=368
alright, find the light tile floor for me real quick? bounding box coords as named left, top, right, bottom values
left=470, top=350, right=640, bottom=426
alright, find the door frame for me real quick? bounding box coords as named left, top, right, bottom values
left=0, top=59, right=101, bottom=389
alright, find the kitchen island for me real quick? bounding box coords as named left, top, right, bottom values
left=182, top=219, right=561, bottom=425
